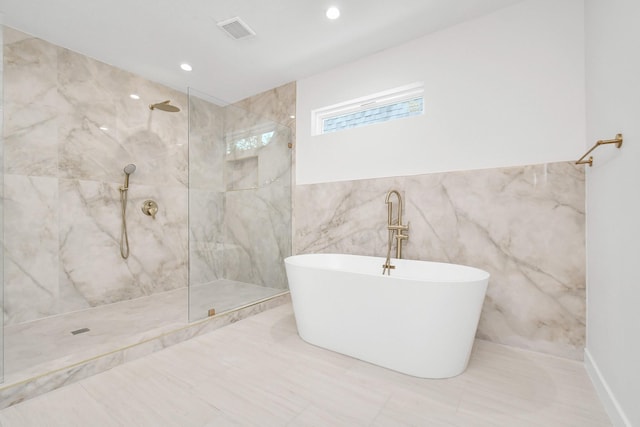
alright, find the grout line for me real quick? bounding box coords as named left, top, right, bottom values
left=369, top=392, right=393, bottom=426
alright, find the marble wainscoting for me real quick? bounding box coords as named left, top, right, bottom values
left=295, top=162, right=585, bottom=359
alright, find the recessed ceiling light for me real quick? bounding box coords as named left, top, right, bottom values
left=130, top=94, right=140, bottom=100
left=99, top=126, right=109, bottom=131
left=290, top=115, right=296, bottom=119
left=181, top=63, right=193, bottom=71
left=326, top=6, right=340, bottom=20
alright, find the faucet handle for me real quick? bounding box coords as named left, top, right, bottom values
left=388, top=224, right=409, bottom=231
left=142, top=200, right=159, bottom=219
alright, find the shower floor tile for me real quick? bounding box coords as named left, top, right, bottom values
left=189, top=280, right=284, bottom=321
left=0, top=303, right=612, bottom=426
left=3, top=280, right=283, bottom=383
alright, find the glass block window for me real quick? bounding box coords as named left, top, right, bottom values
left=312, top=82, right=424, bottom=136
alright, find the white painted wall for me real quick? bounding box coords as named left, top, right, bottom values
left=296, top=0, right=585, bottom=184
left=584, top=0, right=640, bottom=425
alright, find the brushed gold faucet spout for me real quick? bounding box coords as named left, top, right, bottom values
left=382, top=190, right=409, bottom=275
left=385, top=190, right=403, bottom=228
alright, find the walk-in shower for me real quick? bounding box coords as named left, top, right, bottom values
left=0, top=25, right=292, bottom=402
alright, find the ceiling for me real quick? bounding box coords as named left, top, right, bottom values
left=0, top=0, right=524, bottom=103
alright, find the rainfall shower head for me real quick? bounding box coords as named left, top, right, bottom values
left=124, top=164, right=136, bottom=175
left=149, top=100, right=180, bottom=112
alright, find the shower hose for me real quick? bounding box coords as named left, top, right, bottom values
left=120, top=186, right=130, bottom=259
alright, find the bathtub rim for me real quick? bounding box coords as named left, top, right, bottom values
left=285, top=253, right=490, bottom=284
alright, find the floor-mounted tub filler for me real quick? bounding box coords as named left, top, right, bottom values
left=284, top=253, right=490, bottom=378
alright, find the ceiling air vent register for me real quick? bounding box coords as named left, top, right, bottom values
left=217, top=17, right=256, bottom=40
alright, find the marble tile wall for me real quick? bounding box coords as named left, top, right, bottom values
left=221, top=84, right=294, bottom=290
left=3, top=27, right=189, bottom=324
left=232, top=83, right=297, bottom=144
left=0, top=23, right=4, bottom=381
left=187, top=94, right=225, bottom=287
left=3, top=25, right=294, bottom=326
left=187, top=84, right=294, bottom=293
left=294, top=162, right=586, bottom=359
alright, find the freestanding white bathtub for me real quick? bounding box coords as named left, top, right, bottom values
left=284, top=253, right=490, bottom=379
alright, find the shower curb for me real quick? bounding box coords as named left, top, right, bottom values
left=0, top=292, right=291, bottom=409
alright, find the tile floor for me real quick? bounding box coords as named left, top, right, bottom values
left=0, top=303, right=612, bottom=427
left=4, top=280, right=283, bottom=383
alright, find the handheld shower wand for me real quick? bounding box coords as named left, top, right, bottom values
left=122, top=163, right=136, bottom=190
left=120, top=164, right=136, bottom=259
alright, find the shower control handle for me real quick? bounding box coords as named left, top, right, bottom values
left=141, top=200, right=158, bottom=219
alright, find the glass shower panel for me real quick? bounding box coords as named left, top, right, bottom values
left=0, top=21, right=5, bottom=383
left=187, top=88, right=291, bottom=322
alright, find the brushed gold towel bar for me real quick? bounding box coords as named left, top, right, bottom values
left=576, top=133, right=623, bottom=167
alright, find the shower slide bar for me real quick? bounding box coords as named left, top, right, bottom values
left=576, top=133, right=623, bottom=167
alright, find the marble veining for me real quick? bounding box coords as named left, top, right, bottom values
left=221, top=86, right=294, bottom=291
left=56, top=47, right=188, bottom=187
left=3, top=33, right=59, bottom=178
left=3, top=174, right=59, bottom=323
left=190, top=83, right=295, bottom=298
left=3, top=27, right=192, bottom=325
left=231, top=82, right=297, bottom=143
left=187, top=93, right=225, bottom=295
left=295, top=162, right=585, bottom=359
left=58, top=179, right=188, bottom=309
left=4, top=28, right=295, bottom=324
left=2, top=26, right=294, bottom=398
left=187, top=94, right=224, bottom=191
left=188, top=189, right=224, bottom=286
left=225, top=180, right=291, bottom=290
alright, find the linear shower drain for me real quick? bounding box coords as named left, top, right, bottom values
left=71, top=327, right=90, bottom=335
